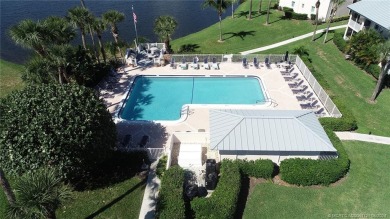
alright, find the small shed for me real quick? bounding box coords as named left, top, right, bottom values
left=178, top=143, right=202, bottom=168
left=209, top=109, right=337, bottom=164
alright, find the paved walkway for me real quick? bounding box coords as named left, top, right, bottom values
left=335, top=132, right=390, bottom=145
left=240, top=25, right=347, bottom=55
left=139, top=160, right=160, bottom=219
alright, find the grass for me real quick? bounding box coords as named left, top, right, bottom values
left=0, top=59, right=24, bottom=98
left=171, top=0, right=347, bottom=54
left=0, top=176, right=146, bottom=218
left=260, top=30, right=390, bottom=136
left=244, top=141, right=390, bottom=218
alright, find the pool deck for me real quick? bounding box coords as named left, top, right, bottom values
left=102, top=62, right=326, bottom=148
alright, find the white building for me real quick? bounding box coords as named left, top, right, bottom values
left=279, top=0, right=353, bottom=21
left=343, top=0, right=390, bottom=39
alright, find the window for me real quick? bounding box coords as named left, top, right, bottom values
left=311, top=6, right=315, bottom=13
left=302, top=4, right=304, bottom=8
left=292, top=1, right=295, bottom=7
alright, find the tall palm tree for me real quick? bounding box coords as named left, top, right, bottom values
left=102, top=10, right=125, bottom=58
left=6, top=168, right=72, bottom=219
left=265, top=0, right=272, bottom=25
left=231, top=0, right=237, bottom=18
left=248, top=0, right=253, bottom=20
left=154, top=16, right=178, bottom=54
left=92, top=18, right=108, bottom=63
left=67, top=6, right=91, bottom=50
left=9, top=19, right=48, bottom=57
left=43, top=16, right=75, bottom=45
left=202, top=0, right=230, bottom=42
left=312, top=0, right=321, bottom=41
left=258, top=0, right=263, bottom=14
left=323, top=0, right=345, bottom=43
left=371, top=40, right=390, bottom=101
left=0, top=168, right=16, bottom=206
left=47, top=44, right=74, bottom=84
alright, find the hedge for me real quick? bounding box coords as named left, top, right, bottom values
left=191, top=160, right=241, bottom=219
left=156, top=166, right=186, bottom=219
left=291, top=12, right=308, bottom=20
left=280, top=128, right=350, bottom=186
left=333, top=32, right=347, bottom=53
left=156, top=155, right=168, bottom=178
left=235, top=159, right=274, bottom=178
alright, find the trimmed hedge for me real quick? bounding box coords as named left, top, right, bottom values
left=364, top=64, right=380, bottom=79
left=236, top=159, right=274, bottom=178
left=280, top=128, right=350, bottom=186
left=191, top=160, right=241, bottom=219
left=331, top=15, right=349, bottom=23
left=291, top=12, right=308, bottom=20
left=156, top=155, right=168, bottom=178
left=333, top=32, right=347, bottom=53
left=156, top=166, right=186, bottom=219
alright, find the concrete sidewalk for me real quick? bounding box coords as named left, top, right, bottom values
left=139, top=160, right=160, bottom=219
left=335, top=132, right=390, bottom=145
left=240, top=25, right=347, bottom=55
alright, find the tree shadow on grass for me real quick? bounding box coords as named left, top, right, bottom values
left=177, top=44, right=200, bottom=53
left=85, top=178, right=147, bottom=219
left=236, top=10, right=259, bottom=19
left=223, top=30, right=256, bottom=40
left=267, top=15, right=283, bottom=24
left=234, top=176, right=250, bottom=219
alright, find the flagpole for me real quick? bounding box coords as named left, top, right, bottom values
left=132, top=5, right=139, bottom=46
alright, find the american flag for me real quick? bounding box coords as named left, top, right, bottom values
left=133, top=12, right=137, bottom=23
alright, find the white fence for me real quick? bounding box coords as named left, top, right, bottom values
left=295, top=56, right=342, bottom=118
left=170, top=54, right=297, bottom=64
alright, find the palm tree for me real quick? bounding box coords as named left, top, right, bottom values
left=312, top=0, right=321, bottom=41
left=47, top=44, right=74, bottom=84
left=67, top=6, right=91, bottom=50
left=102, top=10, right=125, bottom=58
left=92, top=18, right=108, bottom=63
left=202, top=0, right=230, bottom=42
left=230, top=0, right=237, bottom=18
left=24, top=56, right=57, bottom=84
left=248, top=0, right=253, bottom=20
left=154, top=16, right=178, bottom=54
left=43, top=16, right=75, bottom=45
left=265, top=0, right=272, bottom=25
left=9, top=19, right=48, bottom=57
left=323, top=0, right=345, bottom=43
left=258, top=0, right=263, bottom=14
left=6, top=168, right=72, bottom=219
left=0, top=168, right=16, bottom=206
left=370, top=40, right=390, bottom=101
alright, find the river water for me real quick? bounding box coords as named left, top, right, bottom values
left=0, top=0, right=234, bottom=64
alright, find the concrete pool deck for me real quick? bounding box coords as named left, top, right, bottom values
left=102, top=61, right=327, bottom=148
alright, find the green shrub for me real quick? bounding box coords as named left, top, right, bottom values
left=236, top=159, right=274, bottom=178
left=284, top=11, right=293, bottom=19
left=331, top=15, right=349, bottom=23
left=191, top=160, right=241, bottom=219
left=156, top=166, right=186, bottom=219
left=364, top=64, right=381, bottom=79
left=280, top=128, right=350, bottom=186
left=310, top=14, right=316, bottom=20
left=282, top=7, right=293, bottom=12
left=291, top=12, right=308, bottom=20
left=0, top=84, right=116, bottom=181
left=156, top=155, right=168, bottom=178
left=333, top=32, right=347, bottom=53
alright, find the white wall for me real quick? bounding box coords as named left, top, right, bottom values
left=279, top=0, right=332, bottom=21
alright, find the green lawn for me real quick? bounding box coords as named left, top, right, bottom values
left=244, top=141, right=390, bottom=218
left=260, top=31, right=390, bottom=136
left=172, top=0, right=347, bottom=54
left=0, top=59, right=24, bottom=98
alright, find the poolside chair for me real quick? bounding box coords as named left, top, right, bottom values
left=253, top=57, right=259, bottom=69
left=292, top=85, right=308, bottom=94
left=283, top=73, right=299, bottom=81
left=242, top=57, right=248, bottom=68
left=203, top=58, right=210, bottom=70
left=300, top=99, right=319, bottom=109
left=314, top=107, right=325, bottom=116
left=265, top=57, right=271, bottom=69
left=190, top=57, right=199, bottom=69
left=288, top=80, right=304, bottom=88
left=296, top=92, right=313, bottom=101
left=138, top=135, right=150, bottom=148
left=180, top=58, right=188, bottom=70
left=170, top=58, right=176, bottom=69
left=212, top=57, right=219, bottom=70
left=121, top=134, right=132, bottom=148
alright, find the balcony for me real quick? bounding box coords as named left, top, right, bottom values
left=348, top=19, right=363, bottom=32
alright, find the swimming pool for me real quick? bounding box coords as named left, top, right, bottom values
left=119, top=76, right=267, bottom=121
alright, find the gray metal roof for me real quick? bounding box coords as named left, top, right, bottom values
left=209, top=109, right=336, bottom=152
left=348, top=0, right=390, bottom=30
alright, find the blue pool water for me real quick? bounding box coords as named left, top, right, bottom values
left=120, top=76, right=266, bottom=121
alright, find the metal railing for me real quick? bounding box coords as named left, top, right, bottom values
left=295, top=56, right=342, bottom=118
left=170, top=54, right=297, bottom=64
